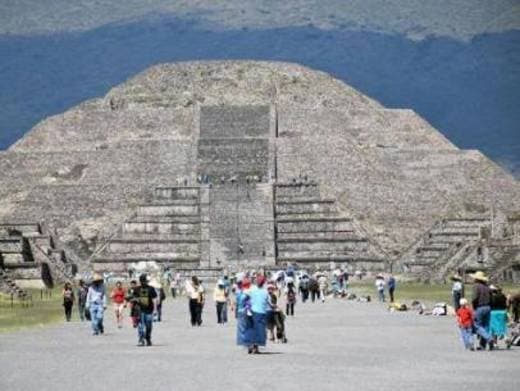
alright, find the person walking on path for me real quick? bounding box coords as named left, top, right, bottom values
left=130, top=274, right=158, bottom=346
left=110, top=281, right=126, bottom=329
left=318, top=274, right=328, bottom=303
left=375, top=275, right=385, bottom=302
left=248, top=275, right=269, bottom=354
left=489, top=285, right=509, bottom=347
left=456, top=298, right=474, bottom=350
left=451, top=274, right=464, bottom=312
left=388, top=275, right=396, bottom=303
left=86, top=273, right=107, bottom=335
left=150, top=279, right=166, bottom=322
left=77, top=280, right=88, bottom=322
left=62, top=282, right=75, bottom=322
left=169, top=271, right=181, bottom=299
left=471, top=271, right=494, bottom=350
left=186, top=276, right=205, bottom=326
left=285, top=280, right=297, bottom=316
left=236, top=278, right=254, bottom=352
left=299, top=274, right=310, bottom=303
left=309, top=276, right=319, bottom=303
left=213, top=279, right=228, bottom=324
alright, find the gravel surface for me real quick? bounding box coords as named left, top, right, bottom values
left=0, top=296, right=517, bottom=391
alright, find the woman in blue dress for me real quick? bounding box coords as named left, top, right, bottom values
left=236, top=278, right=254, bottom=352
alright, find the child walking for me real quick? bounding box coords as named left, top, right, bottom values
left=456, top=298, right=474, bottom=350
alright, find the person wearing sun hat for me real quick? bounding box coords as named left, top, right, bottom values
left=86, top=273, right=107, bottom=336
left=470, top=271, right=494, bottom=350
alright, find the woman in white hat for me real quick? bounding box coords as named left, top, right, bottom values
left=86, top=273, right=107, bottom=336
left=470, top=271, right=494, bottom=350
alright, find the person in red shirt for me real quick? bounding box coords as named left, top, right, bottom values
left=456, top=298, right=474, bottom=350
left=111, top=281, right=126, bottom=329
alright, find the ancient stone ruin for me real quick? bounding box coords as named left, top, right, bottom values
left=1, top=61, right=519, bottom=289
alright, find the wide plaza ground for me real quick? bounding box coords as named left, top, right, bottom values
left=0, top=295, right=517, bottom=391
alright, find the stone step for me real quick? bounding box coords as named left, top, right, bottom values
left=3, top=262, right=39, bottom=269
left=277, top=240, right=368, bottom=253
left=154, top=187, right=200, bottom=200
left=123, top=222, right=201, bottom=235
left=92, top=254, right=200, bottom=263
left=0, top=223, right=41, bottom=236
left=107, top=240, right=199, bottom=254
left=430, top=227, right=481, bottom=235
left=276, top=216, right=352, bottom=223
left=277, top=231, right=355, bottom=241
left=275, top=198, right=335, bottom=205
left=1, top=253, right=25, bottom=265
left=276, top=219, right=353, bottom=233
left=277, top=249, right=369, bottom=259
left=145, top=198, right=199, bottom=206
left=277, top=255, right=384, bottom=263
left=118, top=233, right=200, bottom=241
left=128, top=216, right=201, bottom=224
left=0, top=238, right=23, bottom=253
left=275, top=212, right=339, bottom=220
left=429, top=232, right=479, bottom=243
left=137, top=204, right=199, bottom=217
left=443, top=218, right=489, bottom=227
left=276, top=203, right=337, bottom=214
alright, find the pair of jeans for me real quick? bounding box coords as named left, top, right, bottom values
left=378, top=289, right=385, bottom=302
left=459, top=326, right=474, bottom=349
left=89, top=304, right=104, bottom=335
left=474, top=305, right=492, bottom=347
left=189, top=299, right=202, bottom=326
left=138, top=312, right=153, bottom=344
left=286, top=302, right=294, bottom=316
left=301, top=289, right=309, bottom=302
left=78, top=303, right=86, bottom=321
left=216, top=302, right=227, bottom=323
left=453, top=291, right=462, bottom=312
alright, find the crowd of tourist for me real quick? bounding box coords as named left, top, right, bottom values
left=60, top=265, right=519, bottom=353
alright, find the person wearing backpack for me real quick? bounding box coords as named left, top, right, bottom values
left=285, top=281, right=297, bottom=316
left=62, top=282, right=75, bottom=322
left=131, top=274, right=158, bottom=346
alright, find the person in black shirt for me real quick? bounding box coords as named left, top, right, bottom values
left=131, top=274, right=158, bottom=346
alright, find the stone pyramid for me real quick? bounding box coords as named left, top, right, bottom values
left=1, top=61, right=519, bottom=283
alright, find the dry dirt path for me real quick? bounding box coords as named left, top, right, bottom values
left=0, top=296, right=517, bottom=391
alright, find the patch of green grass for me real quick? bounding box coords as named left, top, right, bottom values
left=348, top=281, right=520, bottom=305
left=0, top=289, right=64, bottom=333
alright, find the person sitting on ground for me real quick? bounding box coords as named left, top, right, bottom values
left=456, top=298, right=474, bottom=351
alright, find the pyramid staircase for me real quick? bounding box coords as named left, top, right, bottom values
left=0, top=222, right=76, bottom=288
left=91, top=186, right=218, bottom=278
left=398, top=217, right=490, bottom=276
left=274, top=181, right=386, bottom=271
